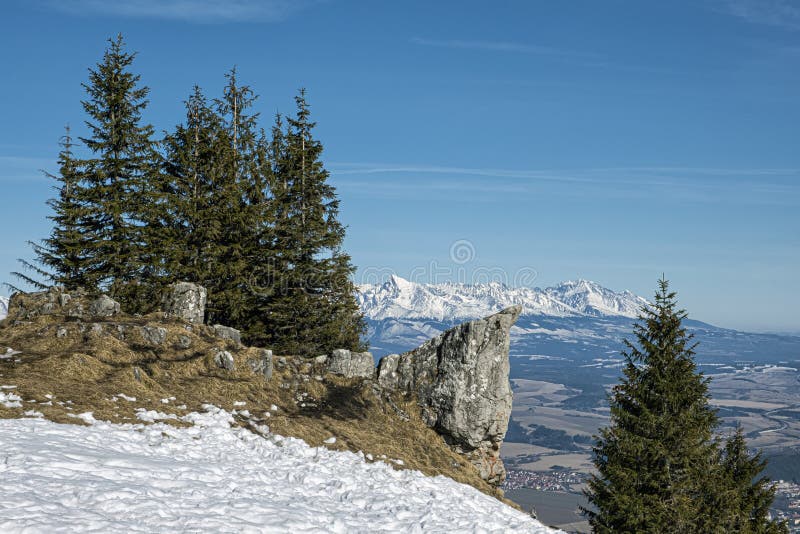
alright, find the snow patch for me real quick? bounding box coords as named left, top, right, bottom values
left=0, top=391, right=22, bottom=408
left=0, top=407, right=557, bottom=532
left=135, top=408, right=179, bottom=422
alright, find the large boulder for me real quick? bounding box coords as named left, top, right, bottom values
left=376, top=306, right=521, bottom=485
left=88, top=295, right=120, bottom=318
left=162, top=282, right=206, bottom=324
left=326, top=349, right=375, bottom=379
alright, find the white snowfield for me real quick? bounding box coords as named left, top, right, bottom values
left=0, top=406, right=559, bottom=533
left=358, top=275, right=648, bottom=322
left=0, top=295, right=8, bottom=321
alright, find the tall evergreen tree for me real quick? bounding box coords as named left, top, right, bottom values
left=586, top=278, right=722, bottom=531
left=208, top=68, right=270, bottom=329
left=585, top=278, right=785, bottom=533
left=11, top=127, right=90, bottom=291
left=78, top=34, right=157, bottom=300
left=258, top=90, right=365, bottom=354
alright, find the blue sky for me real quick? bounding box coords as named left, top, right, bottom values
left=0, top=0, right=798, bottom=332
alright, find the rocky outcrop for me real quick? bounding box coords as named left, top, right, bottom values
left=162, top=282, right=206, bottom=324
left=377, top=305, right=521, bottom=485
left=326, top=349, right=374, bottom=379
left=5, top=287, right=121, bottom=323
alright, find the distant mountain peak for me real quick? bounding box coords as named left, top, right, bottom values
left=357, top=277, right=648, bottom=322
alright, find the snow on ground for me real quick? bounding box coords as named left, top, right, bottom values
left=0, top=406, right=558, bottom=533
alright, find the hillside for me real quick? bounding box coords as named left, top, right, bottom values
left=0, top=285, right=556, bottom=532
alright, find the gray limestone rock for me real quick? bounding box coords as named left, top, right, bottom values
left=213, top=349, right=235, bottom=371
left=213, top=324, right=242, bottom=346
left=175, top=335, right=192, bottom=350
left=376, top=305, right=521, bottom=485
left=248, top=349, right=273, bottom=380
left=6, top=287, right=105, bottom=322
left=326, top=349, right=375, bottom=379
left=162, top=282, right=207, bottom=324
left=89, top=295, right=120, bottom=318
left=139, top=326, right=167, bottom=346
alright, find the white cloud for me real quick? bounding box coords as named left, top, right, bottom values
left=410, top=37, right=599, bottom=59
left=43, top=0, right=320, bottom=24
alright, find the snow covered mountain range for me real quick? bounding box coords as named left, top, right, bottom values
left=358, top=275, right=649, bottom=322
left=358, top=277, right=800, bottom=364
left=0, top=296, right=7, bottom=320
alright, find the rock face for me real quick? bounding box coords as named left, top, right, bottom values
left=377, top=305, right=521, bottom=485
left=326, top=349, right=374, bottom=379
left=162, top=282, right=206, bottom=324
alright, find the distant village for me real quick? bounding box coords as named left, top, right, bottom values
left=774, top=480, right=800, bottom=532
left=505, top=469, right=800, bottom=531
left=503, top=469, right=587, bottom=494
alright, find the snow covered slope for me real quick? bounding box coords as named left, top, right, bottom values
left=358, top=275, right=648, bottom=322
left=0, top=296, right=7, bottom=321
left=0, top=406, right=556, bottom=533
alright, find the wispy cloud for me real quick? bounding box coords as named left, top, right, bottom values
left=41, top=0, right=320, bottom=24
left=330, top=162, right=800, bottom=183
left=717, top=0, right=800, bottom=30
left=409, top=37, right=680, bottom=75
left=0, top=156, right=55, bottom=182
left=410, top=37, right=599, bottom=59
left=329, top=162, right=800, bottom=205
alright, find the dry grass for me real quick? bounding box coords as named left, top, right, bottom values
left=0, top=311, right=515, bottom=506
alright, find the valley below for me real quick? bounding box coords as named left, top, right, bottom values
left=359, top=276, right=800, bottom=530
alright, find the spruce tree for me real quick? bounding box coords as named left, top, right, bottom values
left=585, top=278, right=722, bottom=532
left=78, top=34, right=157, bottom=301
left=209, top=68, right=270, bottom=328
left=259, top=90, right=365, bottom=354
left=11, top=127, right=90, bottom=291
left=585, top=278, right=785, bottom=533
